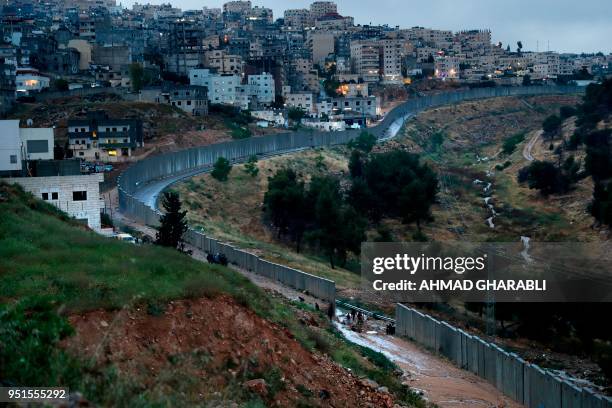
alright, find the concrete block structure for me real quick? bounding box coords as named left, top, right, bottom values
left=7, top=173, right=104, bottom=230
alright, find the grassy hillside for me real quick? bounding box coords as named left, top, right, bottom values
left=0, top=182, right=424, bottom=407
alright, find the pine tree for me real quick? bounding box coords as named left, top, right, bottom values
left=155, top=192, right=188, bottom=251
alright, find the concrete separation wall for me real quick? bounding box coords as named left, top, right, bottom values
left=395, top=303, right=612, bottom=408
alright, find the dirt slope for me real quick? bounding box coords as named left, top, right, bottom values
left=65, top=295, right=400, bottom=407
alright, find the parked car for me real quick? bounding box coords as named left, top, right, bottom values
left=114, top=233, right=137, bottom=244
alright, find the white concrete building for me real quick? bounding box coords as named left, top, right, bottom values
left=15, top=67, right=50, bottom=93
left=0, top=120, right=54, bottom=175
left=246, top=73, right=275, bottom=104
left=284, top=92, right=315, bottom=113
left=7, top=173, right=104, bottom=230
left=189, top=68, right=241, bottom=106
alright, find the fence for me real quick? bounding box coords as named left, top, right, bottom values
left=396, top=304, right=612, bottom=408
left=118, top=85, right=583, bottom=305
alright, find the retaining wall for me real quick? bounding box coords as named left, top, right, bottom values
left=395, top=304, right=612, bottom=408
left=117, top=86, right=583, bottom=308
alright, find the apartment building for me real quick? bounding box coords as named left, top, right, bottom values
left=223, top=0, right=252, bottom=14
left=141, top=85, right=209, bottom=116
left=284, top=91, right=315, bottom=113
left=401, top=27, right=453, bottom=48
left=204, top=50, right=243, bottom=75
left=351, top=38, right=404, bottom=82
left=350, top=40, right=380, bottom=82
left=329, top=96, right=379, bottom=118
left=67, top=111, right=144, bottom=162
left=284, top=9, right=313, bottom=29
left=246, top=72, right=275, bottom=104
left=309, top=1, right=337, bottom=19
left=189, top=68, right=241, bottom=105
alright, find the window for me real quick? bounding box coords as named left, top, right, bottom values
left=122, top=127, right=127, bottom=131
left=42, top=192, right=49, bottom=200
left=73, top=191, right=87, bottom=201
left=79, top=152, right=84, bottom=156
left=187, top=100, right=191, bottom=105
left=9, top=154, right=17, bottom=164
left=27, top=140, right=49, bottom=154
left=51, top=192, right=58, bottom=200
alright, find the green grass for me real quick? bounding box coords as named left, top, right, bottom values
left=0, top=184, right=256, bottom=312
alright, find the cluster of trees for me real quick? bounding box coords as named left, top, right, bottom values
left=263, top=133, right=438, bottom=266
left=348, top=149, right=438, bottom=234
left=568, top=80, right=612, bottom=225
left=518, top=157, right=581, bottom=196
left=263, top=169, right=365, bottom=268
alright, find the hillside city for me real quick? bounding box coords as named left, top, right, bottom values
left=1, top=0, right=612, bottom=407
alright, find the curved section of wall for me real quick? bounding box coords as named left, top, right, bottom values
left=117, top=85, right=583, bottom=302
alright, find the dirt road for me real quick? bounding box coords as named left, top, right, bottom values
left=522, top=130, right=541, bottom=162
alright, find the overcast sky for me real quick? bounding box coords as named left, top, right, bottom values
left=122, top=0, right=612, bottom=54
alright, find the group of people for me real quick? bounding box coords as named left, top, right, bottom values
left=342, top=309, right=367, bottom=332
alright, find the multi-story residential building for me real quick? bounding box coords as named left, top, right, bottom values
left=314, top=13, right=353, bottom=30
left=223, top=0, right=251, bottom=14
left=67, top=111, right=144, bottom=162
left=284, top=9, right=312, bottom=29
left=204, top=50, right=243, bottom=75
left=284, top=91, right=315, bottom=113
left=401, top=27, right=453, bottom=48
left=328, top=95, right=379, bottom=119
left=309, top=1, right=337, bottom=19
left=189, top=68, right=241, bottom=105
left=350, top=40, right=381, bottom=82
left=77, top=15, right=96, bottom=41
left=140, top=85, right=209, bottom=116
left=248, top=6, right=273, bottom=24
left=246, top=72, right=275, bottom=104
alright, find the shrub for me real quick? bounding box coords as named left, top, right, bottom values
left=211, top=157, right=232, bottom=181
left=502, top=132, right=526, bottom=155
left=243, top=155, right=259, bottom=177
